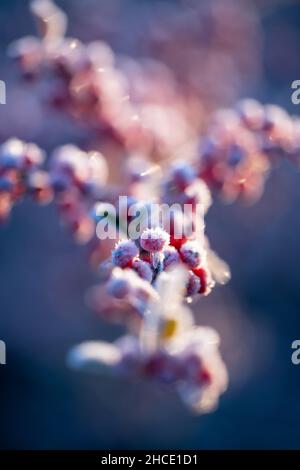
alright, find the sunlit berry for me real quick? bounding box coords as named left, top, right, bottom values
left=140, top=227, right=170, bottom=253
left=112, top=239, right=139, bottom=268
left=27, top=170, right=53, bottom=204
left=163, top=246, right=180, bottom=270
left=236, top=98, right=264, bottom=130
left=132, top=258, right=153, bottom=283
left=186, top=271, right=201, bottom=296
left=170, top=161, right=196, bottom=190
left=107, top=277, right=131, bottom=299
left=180, top=241, right=203, bottom=269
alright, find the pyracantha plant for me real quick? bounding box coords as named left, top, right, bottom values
left=1, top=0, right=299, bottom=413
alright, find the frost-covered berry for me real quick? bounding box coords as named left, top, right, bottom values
left=112, top=239, right=139, bottom=268
left=236, top=98, right=264, bottom=130
left=0, top=138, right=25, bottom=170
left=186, top=271, right=201, bottom=296
left=170, top=161, right=196, bottom=190
left=263, top=104, right=289, bottom=132
left=50, top=145, right=87, bottom=191
left=180, top=241, right=203, bottom=269
left=8, top=36, right=44, bottom=78
left=144, top=351, right=182, bottom=384
left=132, top=258, right=153, bottom=283
left=23, top=142, right=45, bottom=168
left=50, top=145, right=108, bottom=194
left=27, top=170, right=53, bottom=204
left=107, top=276, right=131, bottom=299
left=140, top=227, right=170, bottom=253
left=0, top=138, right=45, bottom=170
left=227, top=144, right=245, bottom=167
left=163, top=246, right=180, bottom=270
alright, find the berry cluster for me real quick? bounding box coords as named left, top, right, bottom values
left=0, top=138, right=50, bottom=221
left=69, top=269, right=228, bottom=413
left=198, top=100, right=300, bottom=202
left=108, top=229, right=218, bottom=303
left=49, top=144, right=109, bottom=243
left=8, top=0, right=194, bottom=160
left=0, top=138, right=110, bottom=243
left=158, top=99, right=300, bottom=205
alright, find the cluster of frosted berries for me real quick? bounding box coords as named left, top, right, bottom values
left=69, top=270, right=228, bottom=413
left=159, top=100, right=300, bottom=204
left=8, top=0, right=143, bottom=145
left=0, top=138, right=109, bottom=242
left=0, top=138, right=51, bottom=221
left=9, top=0, right=201, bottom=161
left=161, top=160, right=212, bottom=215
left=49, top=144, right=108, bottom=243
left=10, top=1, right=300, bottom=205
left=197, top=99, right=300, bottom=202
left=69, top=328, right=228, bottom=414
left=103, top=227, right=223, bottom=311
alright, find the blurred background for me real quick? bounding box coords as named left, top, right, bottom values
left=1, top=0, right=300, bottom=449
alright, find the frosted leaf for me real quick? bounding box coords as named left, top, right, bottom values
left=153, top=266, right=188, bottom=313
left=67, top=341, right=121, bottom=375
left=141, top=267, right=191, bottom=351
left=207, top=249, right=231, bottom=285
